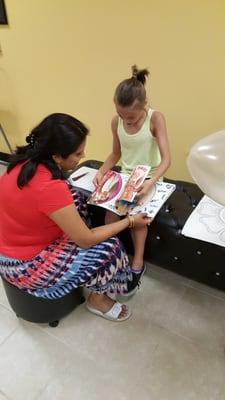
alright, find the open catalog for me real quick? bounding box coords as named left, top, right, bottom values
left=69, top=165, right=176, bottom=218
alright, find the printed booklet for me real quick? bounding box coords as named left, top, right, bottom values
left=69, top=166, right=176, bottom=218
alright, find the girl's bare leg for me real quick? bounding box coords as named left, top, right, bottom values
left=105, top=211, right=147, bottom=271
left=105, top=210, right=147, bottom=295
left=130, top=226, right=148, bottom=271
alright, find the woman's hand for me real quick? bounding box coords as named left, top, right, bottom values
left=132, top=213, right=152, bottom=228
left=93, top=170, right=104, bottom=188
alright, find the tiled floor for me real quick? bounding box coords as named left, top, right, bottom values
left=0, top=162, right=225, bottom=399
left=0, top=265, right=225, bottom=400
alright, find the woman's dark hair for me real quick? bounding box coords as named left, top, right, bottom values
left=7, top=113, right=89, bottom=188
left=114, top=65, right=149, bottom=107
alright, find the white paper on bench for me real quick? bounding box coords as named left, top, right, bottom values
left=68, top=166, right=96, bottom=192
left=182, top=195, right=225, bottom=248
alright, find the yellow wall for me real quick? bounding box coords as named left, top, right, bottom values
left=0, top=0, right=225, bottom=181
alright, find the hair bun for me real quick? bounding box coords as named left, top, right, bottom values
left=131, top=64, right=149, bottom=85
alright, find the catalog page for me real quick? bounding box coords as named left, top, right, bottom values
left=69, top=166, right=176, bottom=218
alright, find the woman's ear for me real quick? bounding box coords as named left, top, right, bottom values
left=52, top=154, right=62, bottom=166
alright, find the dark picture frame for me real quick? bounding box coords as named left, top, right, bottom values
left=0, top=0, right=8, bottom=24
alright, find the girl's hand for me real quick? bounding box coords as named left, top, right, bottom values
left=93, top=170, right=104, bottom=188
left=132, top=213, right=152, bottom=228
left=136, top=180, right=155, bottom=203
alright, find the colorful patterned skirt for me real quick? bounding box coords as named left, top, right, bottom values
left=0, top=187, right=131, bottom=299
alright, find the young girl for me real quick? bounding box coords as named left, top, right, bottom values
left=94, top=65, right=171, bottom=295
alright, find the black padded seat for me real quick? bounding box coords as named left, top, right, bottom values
left=1, top=278, right=85, bottom=327
left=78, top=160, right=225, bottom=293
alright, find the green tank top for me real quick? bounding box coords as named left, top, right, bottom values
left=117, top=108, right=161, bottom=177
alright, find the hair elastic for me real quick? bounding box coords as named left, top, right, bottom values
left=26, top=133, right=36, bottom=148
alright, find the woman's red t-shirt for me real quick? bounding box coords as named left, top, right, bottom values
left=0, top=164, right=74, bottom=259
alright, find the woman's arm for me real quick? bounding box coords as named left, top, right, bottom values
left=49, top=203, right=131, bottom=249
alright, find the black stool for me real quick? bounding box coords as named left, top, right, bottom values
left=1, top=278, right=85, bottom=327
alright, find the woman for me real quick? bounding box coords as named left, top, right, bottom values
left=0, top=113, right=151, bottom=322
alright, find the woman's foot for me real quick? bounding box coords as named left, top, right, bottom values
left=86, top=293, right=131, bottom=321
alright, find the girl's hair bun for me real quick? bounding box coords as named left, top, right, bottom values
left=131, top=64, right=149, bottom=85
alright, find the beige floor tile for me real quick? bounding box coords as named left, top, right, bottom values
left=128, top=273, right=187, bottom=328
left=129, top=326, right=225, bottom=400
left=146, top=262, right=225, bottom=301
left=39, top=301, right=158, bottom=371
left=1, top=260, right=225, bottom=400
left=159, top=286, right=225, bottom=353
left=220, top=384, right=225, bottom=400
left=137, top=269, right=225, bottom=353
left=182, top=278, right=225, bottom=301
left=0, top=391, right=8, bottom=400
left=36, top=321, right=225, bottom=400
left=37, top=357, right=133, bottom=400
left=34, top=322, right=184, bottom=400
left=0, top=305, right=18, bottom=345
left=0, top=323, right=78, bottom=400
left=0, top=280, right=11, bottom=310
left=146, top=262, right=195, bottom=287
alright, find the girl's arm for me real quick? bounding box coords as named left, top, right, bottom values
left=150, top=111, right=171, bottom=183
left=93, top=116, right=121, bottom=187
left=49, top=203, right=150, bottom=249
left=98, top=116, right=121, bottom=175
left=137, top=111, right=171, bottom=199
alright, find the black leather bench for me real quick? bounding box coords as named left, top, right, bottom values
left=80, top=160, right=225, bottom=292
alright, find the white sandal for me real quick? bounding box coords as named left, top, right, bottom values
left=86, top=301, right=132, bottom=322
